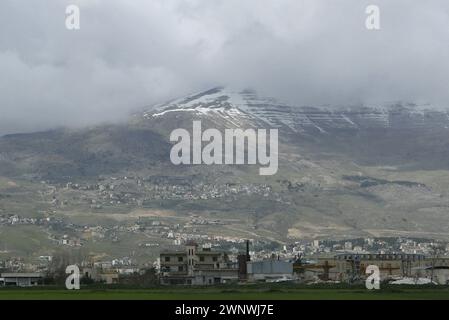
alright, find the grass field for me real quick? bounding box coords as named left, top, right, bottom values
left=0, top=286, right=449, bottom=300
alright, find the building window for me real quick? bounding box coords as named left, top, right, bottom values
left=200, top=256, right=205, bottom=262
left=165, top=257, right=170, bottom=262
left=178, top=256, right=183, bottom=262
left=213, top=257, right=218, bottom=262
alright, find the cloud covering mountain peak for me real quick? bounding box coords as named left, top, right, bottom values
left=1, top=0, right=449, bottom=135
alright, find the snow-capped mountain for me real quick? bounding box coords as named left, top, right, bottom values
left=3, top=87, right=449, bottom=240
left=142, top=87, right=449, bottom=135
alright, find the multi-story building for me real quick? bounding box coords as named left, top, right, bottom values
left=160, top=241, right=238, bottom=285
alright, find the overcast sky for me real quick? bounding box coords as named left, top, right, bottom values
left=1, top=0, right=449, bottom=134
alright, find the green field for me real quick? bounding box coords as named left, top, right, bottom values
left=0, top=286, right=449, bottom=300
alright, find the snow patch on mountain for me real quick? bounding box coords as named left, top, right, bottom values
left=143, top=87, right=449, bottom=133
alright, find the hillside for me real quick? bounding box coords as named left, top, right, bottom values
left=1, top=87, right=449, bottom=261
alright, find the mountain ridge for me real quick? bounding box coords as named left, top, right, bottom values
left=2, top=88, right=449, bottom=242
left=141, top=87, right=449, bottom=135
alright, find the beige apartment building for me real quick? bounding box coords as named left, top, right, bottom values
left=160, top=241, right=239, bottom=285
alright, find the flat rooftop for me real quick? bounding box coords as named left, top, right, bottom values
left=1, top=273, right=43, bottom=278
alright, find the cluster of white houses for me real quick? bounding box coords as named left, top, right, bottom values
left=159, top=242, right=449, bottom=285
left=2, top=242, right=449, bottom=287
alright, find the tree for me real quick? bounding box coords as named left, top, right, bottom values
left=119, top=268, right=159, bottom=287
left=47, top=248, right=89, bottom=285
left=430, top=243, right=444, bottom=283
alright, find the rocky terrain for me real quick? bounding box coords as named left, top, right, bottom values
left=1, top=87, right=449, bottom=260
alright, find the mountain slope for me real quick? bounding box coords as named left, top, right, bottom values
left=141, top=87, right=449, bottom=133
left=138, top=87, right=449, bottom=169
left=0, top=126, right=170, bottom=181
left=2, top=87, right=449, bottom=241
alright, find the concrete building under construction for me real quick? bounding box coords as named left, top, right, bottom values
left=294, top=253, right=449, bottom=283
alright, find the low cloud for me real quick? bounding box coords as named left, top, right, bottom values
left=1, top=0, right=449, bottom=134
